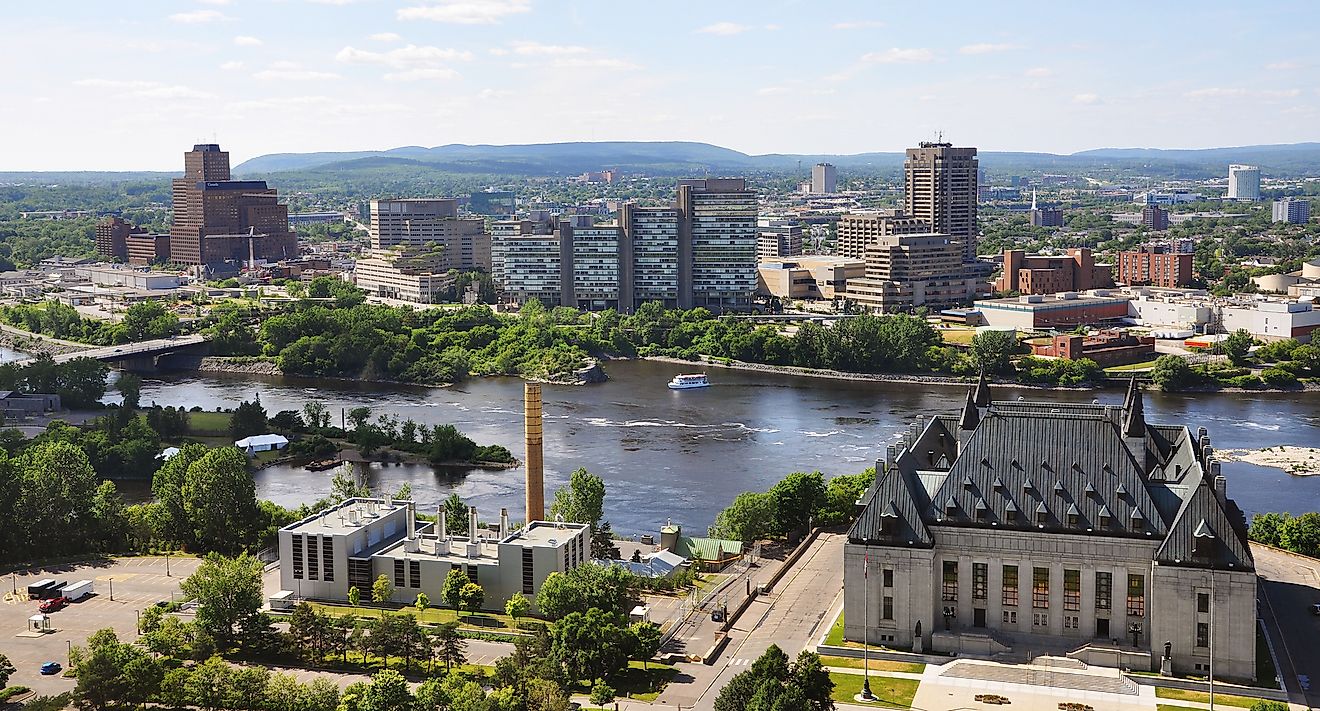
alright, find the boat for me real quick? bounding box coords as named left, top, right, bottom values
left=667, top=373, right=710, bottom=390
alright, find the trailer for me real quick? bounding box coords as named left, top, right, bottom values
left=32, top=581, right=67, bottom=600
left=61, top=580, right=94, bottom=602
left=26, top=579, right=56, bottom=599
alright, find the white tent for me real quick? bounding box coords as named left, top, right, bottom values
left=234, top=433, right=290, bottom=453
left=157, top=446, right=181, bottom=461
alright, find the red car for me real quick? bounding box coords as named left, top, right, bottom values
left=38, top=596, right=69, bottom=613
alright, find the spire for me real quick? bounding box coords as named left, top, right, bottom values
left=1123, top=385, right=1146, bottom=438
left=973, top=370, right=992, bottom=408
left=959, top=388, right=980, bottom=430
left=1031, top=188, right=1038, bottom=211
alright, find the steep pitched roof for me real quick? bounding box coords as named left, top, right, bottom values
left=1155, top=470, right=1254, bottom=571
left=849, top=451, right=934, bottom=548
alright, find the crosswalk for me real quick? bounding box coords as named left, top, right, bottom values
left=726, top=657, right=752, bottom=667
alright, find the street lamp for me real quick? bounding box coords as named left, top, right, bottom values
left=108, top=578, right=113, bottom=601
left=166, top=551, right=171, bottom=577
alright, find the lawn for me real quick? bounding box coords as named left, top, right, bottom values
left=1255, top=627, right=1279, bottom=688
left=824, top=610, right=847, bottom=646
left=1156, top=705, right=1203, bottom=711
left=821, top=656, right=925, bottom=674
left=1154, top=687, right=1261, bottom=708
left=187, top=410, right=232, bottom=435
left=308, top=602, right=533, bottom=632
left=940, top=329, right=977, bottom=346
left=829, top=672, right=919, bottom=708
left=600, top=660, right=677, bottom=702
left=1105, top=360, right=1160, bottom=372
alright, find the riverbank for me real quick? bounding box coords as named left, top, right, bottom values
left=1216, top=446, right=1320, bottom=476
left=0, top=324, right=90, bottom=357
left=190, top=355, right=607, bottom=386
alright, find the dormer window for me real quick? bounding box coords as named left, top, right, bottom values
left=1053, top=480, right=1066, bottom=496
left=1005, top=502, right=1019, bottom=522
left=975, top=498, right=989, bottom=519
left=1066, top=503, right=1080, bottom=527
left=1098, top=505, right=1112, bottom=529
left=945, top=497, right=959, bottom=517
left=1035, top=502, right=1049, bottom=525
left=962, top=475, right=975, bottom=490
left=1023, top=478, right=1035, bottom=493
left=1130, top=509, right=1145, bottom=530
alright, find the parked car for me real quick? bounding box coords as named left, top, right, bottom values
left=1311, top=603, right=1320, bottom=616
left=38, top=596, right=69, bottom=613
left=40, top=661, right=62, bottom=675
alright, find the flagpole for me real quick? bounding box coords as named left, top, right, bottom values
left=861, top=548, right=875, bottom=700
left=1208, top=572, right=1214, bottom=711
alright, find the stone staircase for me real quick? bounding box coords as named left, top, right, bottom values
left=1033, top=655, right=1089, bottom=670
left=940, top=661, right=1139, bottom=696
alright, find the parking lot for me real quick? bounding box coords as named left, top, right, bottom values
left=1, top=556, right=201, bottom=695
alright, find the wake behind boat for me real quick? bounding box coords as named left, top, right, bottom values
left=668, top=373, right=710, bottom=390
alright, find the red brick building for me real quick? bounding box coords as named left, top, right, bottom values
left=1117, top=246, right=1195, bottom=288
left=997, top=248, right=1114, bottom=295
left=94, top=216, right=144, bottom=261
left=1031, top=330, right=1155, bottom=366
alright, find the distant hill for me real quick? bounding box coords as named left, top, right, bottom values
left=0, top=171, right=174, bottom=185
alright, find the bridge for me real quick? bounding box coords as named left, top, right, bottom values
left=12, top=334, right=209, bottom=366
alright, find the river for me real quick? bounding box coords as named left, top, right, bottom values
left=3, top=345, right=1316, bottom=535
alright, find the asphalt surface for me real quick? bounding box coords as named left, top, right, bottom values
left=1252, top=543, right=1320, bottom=709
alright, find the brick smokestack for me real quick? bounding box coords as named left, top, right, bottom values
left=524, top=382, right=545, bottom=522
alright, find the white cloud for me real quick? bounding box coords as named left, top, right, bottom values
left=763, top=24, right=781, bottom=31
left=369, top=32, right=403, bottom=42
left=507, top=41, right=589, bottom=56
left=220, top=60, right=245, bottom=70
left=959, top=42, right=1022, bottom=55
left=383, top=67, right=461, bottom=82
left=861, top=48, right=934, bottom=64
left=254, top=62, right=340, bottom=81
left=552, top=57, right=637, bottom=70
left=757, top=86, right=790, bottom=96
left=1073, top=93, right=1100, bottom=104
left=397, top=0, right=531, bottom=24
left=1186, top=87, right=1301, bottom=100
left=336, top=44, right=474, bottom=67
left=72, top=78, right=215, bottom=100
left=197, top=0, right=231, bottom=4
left=1025, top=66, right=1052, bottom=77
left=233, top=35, right=263, bottom=46
left=1263, top=88, right=1302, bottom=98
left=696, top=22, right=750, bottom=36
left=832, top=20, right=885, bottom=30
left=169, top=9, right=228, bottom=23
left=1266, top=60, right=1299, bottom=71
left=307, top=0, right=369, bottom=4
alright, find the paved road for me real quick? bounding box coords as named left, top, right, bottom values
left=1252, top=543, right=1320, bottom=709
left=12, top=333, right=208, bottom=365
left=657, top=533, right=844, bottom=711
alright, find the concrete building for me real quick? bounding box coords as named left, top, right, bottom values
left=94, top=217, right=142, bottom=261
left=845, top=384, right=1257, bottom=680
left=277, top=497, right=589, bottom=615
left=976, top=291, right=1132, bottom=330
left=997, top=248, right=1113, bottom=295
left=835, top=213, right=931, bottom=261
left=757, top=221, right=804, bottom=259
left=845, top=233, right=984, bottom=312
left=811, top=163, right=837, bottom=194
left=1272, top=198, right=1311, bottom=224
left=1027, top=190, right=1064, bottom=228
left=1117, top=247, right=1195, bottom=288
left=1141, top=205, right=1169, bottom=231
left=564, top=225, right=623, bottom=310
left=125, top=233, right=170, bottom=266
left=74, top=265, right=183, bottom=291
left=353, top=247, right=456, bottom=304
left=905, top=142, right=979, bottom=263
left=170, top=144, right=297, bottom=266
left=1227, top=165, right=1260, bottom=201
left=1251, top=257, right=1320, bottom=296
left=287, top=212, right=346, bottom=226
left=497, top=225, right=563, bottom=306
left=757, top=256, right=864, bottom=301
left=369, top=199, right=490, bottom=272
left=1135, top=191, right=1204, bottom=206
left=677, top=178, right=758, bottom=310
left=620, top=204, right=680, bottom=309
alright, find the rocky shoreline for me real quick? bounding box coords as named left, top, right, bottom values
left=195, top=356, right=285, bottom=376
left=0, top=329, right=89, bottom=357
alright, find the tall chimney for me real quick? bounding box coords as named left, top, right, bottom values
left=499, top=507, right=510, bottom=539
left=438, top=506, right=447, bottom=539
left=525, top=382, right=545, bottom=522
left=406, top=502, right=416, bottom=540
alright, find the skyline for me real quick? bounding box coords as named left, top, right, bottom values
left=0, top=0, right=1316, bottom=170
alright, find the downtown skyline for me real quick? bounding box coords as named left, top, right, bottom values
left=1, top=0, right=1317, bottom=170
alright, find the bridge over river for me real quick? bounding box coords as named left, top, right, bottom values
left=11, top=334, right=209, bottom=366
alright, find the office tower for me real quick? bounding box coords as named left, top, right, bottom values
left=94, top=216, right=142, bottom=261
left=835, top=213, right=930, bottom=261
left=1227, top=164, right=1260, bottom=201
left=1141, top=204, right=1169, bottom=231
left=904, top=142, right=979, bottom=263
left=676, top=178, right=758, bottom=310
left=811, top=162, right=837, bottom=194
left=369, top=198, right=490, bottom=271
left=757, top=221, right=804, bottom=259
left=1272, top=198, right=1311, bottom=224
left=1118, top=246, right=1195, bottom=288
left=170, top=144, right=297, bottom=266
left=844, top=232, right=982, bottom=312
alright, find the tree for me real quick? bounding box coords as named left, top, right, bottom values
left=504, top=591, right=530, bottom=626
left=430, top=622, right=467, bottom=672
left=713, top=645, right=832, bottom=711
left=711, top=490, right=776, bottom=542
left=116, top=372, right=142, bottom=410
left=180, top=447, right=263, bottom=553
left=0, top=652, right=13, bottom=689
left=768, top=471, right=827, bottom=538
left=181, top=553, right=266, bottom=649
left=1221, top=328, right=1255, bottom=366
left=459, top=582, right=485, bottom=613
left=119, top=301, right=179, bottom=342
left=348, top=585, right=361, bottom=607
left=347, top=406, right=373, bottom=432
left=591, top=520, right=620, bottom=560
left=414, top=591, right=430, bottom=617
left=969, top=330, right=1019, bottom=375
left=1151, top=354, right=1197, bottom=392
left=551, top=608, right=632, bottom=684
left=442, top=493, right=468, bottom=533
left=550, top=467, right=606, bottom=527
left=442, top=568, right=470, bottom=611
left=1249, top=512, right=1288, bottom=547
left=302, top=401, right=332, bottom=430
left=372, top=574, right=395, bottom=608
left=630, top=621, right=662, bottom=670
left=589, top=682, right=616, bottom=706
left=359, top=669, right=414, bottom=711
left=229, top=399, right=268, bottom=439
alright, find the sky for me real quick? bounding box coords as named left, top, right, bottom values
left=1, top=0, right=1317, bottom=170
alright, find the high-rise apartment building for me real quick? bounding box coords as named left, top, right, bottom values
left=1272, top=198, right=1311, bottom=224
left=1141, top=204, right=1169, bottom=231
left=835, top=213, right=930, bottom=261
left=676, top=178, right=758, bottom=309
left=1117, top=246, right=1195, bottom=288
left=1227, top=164, right=1260, bottom=201
left=844, top=232, right=983, bottom=312
left=369, top=199, right=490, bottom=272
left=170, top=144, right=297, bottom=266
left=904, top=142, right=979, bottom=263
left=811, top=163, right=837, bottom=194
left=94, top=216, right=143, bottom=261
left=497, top=225, right=563, bottom=306
left=620, top=204, right=680, bottom=308
left=562, top=225, right=623, bottom=309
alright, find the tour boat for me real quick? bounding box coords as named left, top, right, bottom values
left=667, top=373, right=710, bottom=390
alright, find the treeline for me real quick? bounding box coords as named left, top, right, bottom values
left=0, top=354, right=108, bottom=409
left=1152, top=333, right=1320, bottom=392
left=0, top=300, right=179, bottom=345
left=710, top=468, right=876, bottom=542
left=1249, top=512, right=1320, bottom=558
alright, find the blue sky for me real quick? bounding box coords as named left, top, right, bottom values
left=1, top=0, right=1316, bottom=170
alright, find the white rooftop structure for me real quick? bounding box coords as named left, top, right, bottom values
left=234, top=433, right=289, bottom=451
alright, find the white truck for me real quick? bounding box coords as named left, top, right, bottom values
left=61, top=580, right=94, bottom=602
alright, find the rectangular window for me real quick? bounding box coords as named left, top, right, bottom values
left=307, top=535, right=319, bottom=580
left=1064, top=570, right=1080, bottom=612
left=1033, top=612, right=1048, bottom=627
left=1002, top=610, right=1017, bottom=624
left=409, top=560, right=420, bottom=589
left=468, top=565, right=479, bottom=586
left=883, top=569, right=894, bottom=588
left=291, top=534, right=304, bottom=580
left=1196, top=622, right=1209, bottom=648
left=1002, top=565, right=1019, bottom=607
left=942, top=560, right=958, bottom=602
left=1032, top=567, right=1050, bottom=609
left=1126, top=574, right=1145, bottom=617
left=882, top=596, right=893, bottom=620
left=973, top=563, right=988, bottom=601
left=393, top=559, right=405, bottom=589
left=1095, top=572, right=1111, bottom=611
left=321, top=537, right=334, bottom=582
left=347, top=558, right=372, bottom=592
left=1064, top=615, right=1079, bottom=630
left=1197, top=592, right=1209, bottom=614
left=521, top=548, right=534, bottom=594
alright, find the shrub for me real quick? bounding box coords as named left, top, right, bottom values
left=1259, top=368, right=1297, bottom=388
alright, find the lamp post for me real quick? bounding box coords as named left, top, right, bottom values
left=108, top=577, right=114, bottom=602
left=166, top=551, right=171, bottom=577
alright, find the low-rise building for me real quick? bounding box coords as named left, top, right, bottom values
left=1030, top=330, right=1155, bottom=366
left=997, top=248, right=1113, bottom=295
left=73, top=265, right=183, bottom=290
left=757, top=256, right=864, bottom=301
left=1117, top=246, right=1195, bottom=288
left=975, top=291, right=1131, bottom=330
left=277, top=497, right=590, bottom=615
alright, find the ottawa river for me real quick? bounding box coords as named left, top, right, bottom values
left=3, top=347, right=1317, bottom=535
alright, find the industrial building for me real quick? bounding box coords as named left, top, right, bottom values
left=73, top=266, right=183, bottom=291
left=975, top=291, right=1132, bottom=330
left=845, top=381, right=1257, bottom=681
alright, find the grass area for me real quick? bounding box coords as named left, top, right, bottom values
left=187, top=410, right=232, bottom=435
left=692, top=573, right=730, bottom=598
left=1256, top=627, right=1279, bottom=688
left=0, top=687, right=31, bottom=702
left=332, top=650, right=492, bottom=676
left=308, top=602, right=532, bottom=631
left=585, top=660, right=677, bottom=702
left=1105, top=359, right=1160, bottom=372
left=1156, top=705, right=1203, bottom=711
left=1154, top=687, right=1261, bottom=708
left=940, top=329, right=977, bottom=346
left=824, top=610, right=847, bottom=646
left=829, top=672, right=919, bottom=708
left=821, top=656, right=925, bottom=674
